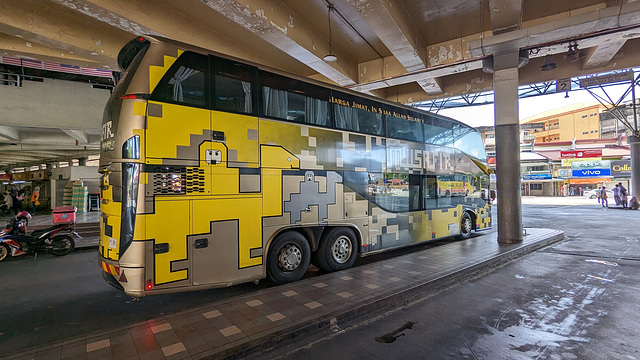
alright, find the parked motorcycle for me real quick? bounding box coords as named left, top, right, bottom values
left=0, top=211, right=81, bottom=262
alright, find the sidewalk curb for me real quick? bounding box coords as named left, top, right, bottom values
left=216, top=230, right=565, bottom=360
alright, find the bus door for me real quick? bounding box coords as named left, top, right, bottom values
left=145, top=51, right=211, bottom=288
left=189, top=57, right=263, bottom=285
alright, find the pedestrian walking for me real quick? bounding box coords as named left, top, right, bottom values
left=613, top=184, right=620, bottom=206
left=30, top=186, right=40, bottom=215
left=600, top=187, right=608, bottom=208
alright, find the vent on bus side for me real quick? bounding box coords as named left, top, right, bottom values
left=149, top=166, right=187, bottom=195
left=185, top=168, right=206, bottom=193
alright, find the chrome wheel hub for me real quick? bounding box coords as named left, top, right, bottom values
left=331, top=236, right=352, bottom=264
left=278, top=244, right=302, bottom=271
left=462, top=217, right=472, bottom=234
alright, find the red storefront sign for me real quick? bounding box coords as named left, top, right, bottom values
left=560, top=149, right=602, bottom=159
left=0, top=174, right=11, bottom=181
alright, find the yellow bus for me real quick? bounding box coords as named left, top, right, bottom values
left=99, top=36, right=492, bottom=297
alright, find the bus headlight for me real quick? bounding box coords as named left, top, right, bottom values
left=120, top=162, right=140, bottom=253
left=122, top=135, right=140, bottom=159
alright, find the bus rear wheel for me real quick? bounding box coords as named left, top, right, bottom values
left=459, top=212, right=473, bottom=239
left=316, top=227, right=358, bottom=272
left=267, top=231, right=311, bottom=284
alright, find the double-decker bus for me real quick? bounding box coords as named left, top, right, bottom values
left=99, top=36, right=492, bottom=297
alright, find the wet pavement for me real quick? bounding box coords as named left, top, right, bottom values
left=1, top=199, right=638, bottom=359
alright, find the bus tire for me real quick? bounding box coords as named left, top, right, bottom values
left=267, top=231, right=311, bottom=284
left=459, top=212, right=473, bottom=240
left=316, top=227, right=358, bottom=272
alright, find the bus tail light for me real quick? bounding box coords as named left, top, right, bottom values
left=146, top=279, right=153, bottom=290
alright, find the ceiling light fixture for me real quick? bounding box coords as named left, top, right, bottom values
left=540, top=54, right=557, bottom=71
left=323, top=4, right=337, bottom=62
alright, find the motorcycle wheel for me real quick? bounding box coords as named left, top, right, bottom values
left=0, top=243, right=9, bottom=262
left=50, top=235, right=75, bottom=256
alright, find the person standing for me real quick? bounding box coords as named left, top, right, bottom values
left=2, top=191, right=12, bottom=215
left=613, top=184, right=620, bottom=206
left=30, top=186, right=40, bottom=215
left=601, top=186, right=608, bottom=208
left=620, top=185, right=628, bottom=209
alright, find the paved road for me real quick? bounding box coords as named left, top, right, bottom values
left=0, top=201, right=636, bottom=357
left=262, top=203, right=640, bottom=359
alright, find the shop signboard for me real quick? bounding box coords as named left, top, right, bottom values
left=523, top=174, right=552, bottom=180
left=561, top=157, right=601, bottom=167
left=611, top=160, right=631, bottom=177
left=572, top=168, right=611, bottom=177
left=0, top=174, right=11, bottom=181
left=560, top=149, right=602, bottom=159
left=570, top=160, right=610, bottom=170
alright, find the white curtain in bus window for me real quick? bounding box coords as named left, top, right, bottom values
left=214, top=75, right=252, bottom=114
left=385, top=115, right=423, bottom=142
left=166, top=66, right=205, bottom=106
left=334, top=104, right=383, bottom=135
left=263, top=87, right=329, bottom=126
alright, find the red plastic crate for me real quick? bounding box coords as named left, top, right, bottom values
left=53, top=206, right=77, bottom=224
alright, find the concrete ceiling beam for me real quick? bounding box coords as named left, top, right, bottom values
left=348, top=59, right=484, bottom=93
left=202, top=0, right=357, bottom=86
left=0, top=0, right=131, bottom=69
left=62, top=129, right=89, bottom=144
left=49, top=0, right=163, bottom=37
left=582, top=40, right=626, bottom=69
left=344, top=0, right=426, bottom=72
left=0, top=33, right=97, bottom=65
left=0, top=126, right=20, bottom=141
left=63, top=0, right=310, bottom=75
left=469, top=1, right=640, bottom=57
left=489, top=0, right=523, bottom=35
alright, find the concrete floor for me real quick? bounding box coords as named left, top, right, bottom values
left=1, top=198, right=638, bottom=359
left=261, top=202, right=639, bottom=360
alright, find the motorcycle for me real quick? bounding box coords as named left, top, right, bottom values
left=0, top=211, right=81, bottom=262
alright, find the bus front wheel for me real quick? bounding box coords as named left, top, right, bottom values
left=267, top=231, right=311, bottom=284
left=316, top=227, right=358, bottom=272
left=459, top=212, right=473, bottom=239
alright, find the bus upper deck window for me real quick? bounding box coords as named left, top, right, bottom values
left=151, top=52, right=208, bottom=108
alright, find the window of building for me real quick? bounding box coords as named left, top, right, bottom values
left=531, top=183, right=543, bottom=190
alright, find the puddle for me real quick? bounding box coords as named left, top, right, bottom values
left=585, top=259, right=619, bottom=267
left=375, top=321, right=417, bottom=343
left=587, top=275, right=615, bottom=282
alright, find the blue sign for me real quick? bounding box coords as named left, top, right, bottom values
left=523, top=174, right=552, bottom=180
left=572, top=169, right=611, bottom=177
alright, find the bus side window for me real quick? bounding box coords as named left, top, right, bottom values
left=261, top=72, right=331, bottom=127
left=151, top=52, right=208, bottom=107
left=386, top=115, right=424, bottom=142
left=334, top=104, right=383, bottom=135
left=212, top=58, right=256, bottom=115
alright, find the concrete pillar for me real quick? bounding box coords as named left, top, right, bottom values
left=493, top=50, right=523, bottom=243
left=629, top=135, right=640, bottom=200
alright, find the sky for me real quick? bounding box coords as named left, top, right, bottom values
left=438, top=84, right=635, bottom=128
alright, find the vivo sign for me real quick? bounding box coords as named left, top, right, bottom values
left=572, top=169, right=611, bottom=177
